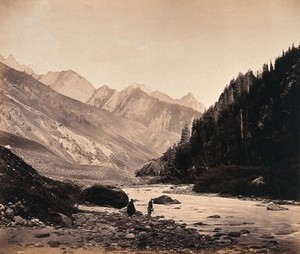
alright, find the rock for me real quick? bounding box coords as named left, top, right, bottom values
left=35, top=233, right=50, bottom=238
left=30, top=218, right=45, bottom=226
left=79, top=184, right=129, bottom=208
left=4, top=145, right=12, bottom=150
left=34, top=243, right=44, bottom=248
left=0, top=204, right=5, bottom=211
left=207, top=215, right=220, bottom=218
left=228, top=231, right=241, bottom=237
left=13, top=215, right=26, bottom=225
left=5, top=208, right=14, bottom=218
left=138, top=231, right=148, bottom=240
left=15, top=251, right=25, bottom=254
left=241, top=229, right=250, bottom=234
left=56, top=213, right=73, bottom=227
left=153, top=195, right=181, bottom=205
left=213, top=232, right=223, bottom=238
left=266, top=202, right=289, bottom=211
left=193, top=222, right=206, bottom=226
left=48, top=240, right=60, bottom=248
left=70, top=244, right=83, bottom=249
left=125, top=233, right=135, bottom=239
left=251, top=176, right=265, bottom=185
left=213, top=227, right=222, bottom=232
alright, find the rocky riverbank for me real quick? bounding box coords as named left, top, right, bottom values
left=1, top=206, right=293, bottom=254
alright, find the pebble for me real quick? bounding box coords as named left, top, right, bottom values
left=125, top=233, right=135, bottom=239
left=34, top=243, right=44, bottom=248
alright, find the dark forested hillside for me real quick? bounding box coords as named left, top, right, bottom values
left=137, top=45, right=300, bottom=200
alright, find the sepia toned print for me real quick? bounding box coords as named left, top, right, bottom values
left=0, top=0, right=299, bottom=253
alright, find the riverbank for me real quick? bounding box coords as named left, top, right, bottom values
left=0, top=210, right=259, bottom=254
left=0, top=209, right=291, bottom=254
left=1, top=184, right=299, bottom=254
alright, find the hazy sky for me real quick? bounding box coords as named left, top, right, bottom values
left=1, top=0, right=300, bottom=107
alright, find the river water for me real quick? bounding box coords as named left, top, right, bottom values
left=123, top=184, right=300, bottom=252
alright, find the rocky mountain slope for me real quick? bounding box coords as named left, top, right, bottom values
left=0, top=62, right=174, bottom=182
left=0, top=145, right=80, bottom=225
left=87, top=85, right=202, bottom=133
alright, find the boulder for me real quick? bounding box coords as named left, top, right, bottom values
left=153, top=195, right=181, bottom=205
left=5, top=208, right=14, bottom=218
left=79, top=184, right=129, bottom=209
left=207, top=215, right=221, bottom=218
left=251, top=176, right=265, bottom=185
left=13, top=215, right=26, bottom=225
left=228, top=231, right=241, bottom=237
left=55, top=213, right=73, bottom=227
left=266, top=202, right=289, bottom=211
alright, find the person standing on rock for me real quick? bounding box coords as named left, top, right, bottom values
left=127, top=199, right=136, bottom=218
left=147, top=198, right=154, bottom=217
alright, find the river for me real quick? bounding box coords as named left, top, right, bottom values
left=123, top=184, right=300, bottom=252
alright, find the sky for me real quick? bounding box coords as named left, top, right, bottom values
left=0, top=0, right=300, bottom=108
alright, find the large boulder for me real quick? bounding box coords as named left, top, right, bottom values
left=153, top=195, right=181, bottom=205
left=266, top=202, right=289, bottom=211
left=79, top=184, right=129, bottom=209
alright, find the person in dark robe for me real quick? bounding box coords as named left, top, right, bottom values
left=147, top=198, right=154, bottom=217
left=127, top=199, right=136, bottom=218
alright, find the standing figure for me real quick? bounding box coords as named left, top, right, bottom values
left=147, top=198, right=154, bottom=217
left=127, top=199, right=136, bottom=218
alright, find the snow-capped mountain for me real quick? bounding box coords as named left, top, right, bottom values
left=36, top=70, right=96, bottom=103
left=0, top=54, right=35, bottom=75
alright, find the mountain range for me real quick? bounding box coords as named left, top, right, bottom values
left=0, top=55, right=203, bottom=183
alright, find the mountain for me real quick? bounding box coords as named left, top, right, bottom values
left=87, top=85, right=202, bottom=133
left=150, top=90, right=205, bottom=112
left=36, top=70, right=96, bottom=103
left=177, top=92, right=205, bottom=112
left=137, top=45, right=300, bottom=200
left=0, top=54, right=205, bottom=113
left=0, top=62, right=180, bottom=183
left=0, top=54, right=35, bottom=75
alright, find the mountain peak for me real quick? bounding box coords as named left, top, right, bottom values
left=130, top=83, right=152, bottom=94
left=183, top=92, right=195, bottom=99
left=7, top=54, right=16, bottom=60
left=178, top=92, right=205, bottom=112
left=37, top=69, right=95, bottom=103
left=1, top=54, right=34, bottom=75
